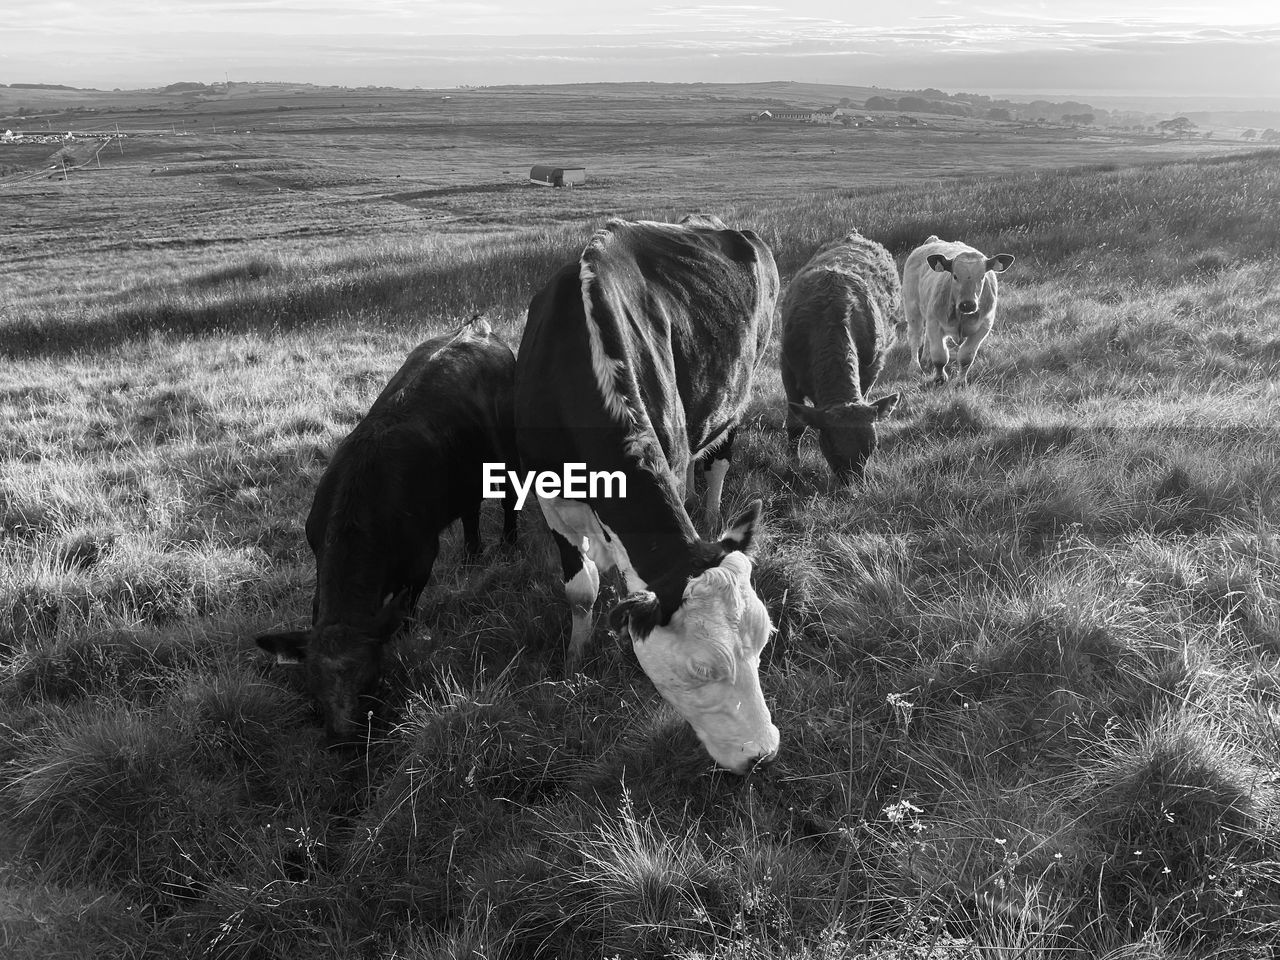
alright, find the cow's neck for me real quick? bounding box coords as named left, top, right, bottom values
left=312, top=520, right=399, bottom=632
left=315, top=571, right=387, bottom=631
left=592, top=462, right=709, bottom=616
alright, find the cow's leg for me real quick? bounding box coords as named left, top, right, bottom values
left=704, top=430, right=734, bottom=528
left=923, top=323, right=951, bottom=386
left=780, top=360, right=806, bottom=460
left=408, top=537, right=439, bottom=616
left=500, top=482, right=518, bottom=547
left=497, top=422, right=519, bottom=548
left=901, top=288, right=921, bottom=366
left=460, top=502, right=482, bottom=559
left=553, top=529, right=599, bottom=670
left=956, top=320, right=992, bottom=384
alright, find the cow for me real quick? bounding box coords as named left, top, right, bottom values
left=515, top=217, right=781, bottom=775
left=780, top=229, right=902, bottom=482
left=255, top=315, right=518, bottom=745
left=903, top=235, right=1015, bottom=385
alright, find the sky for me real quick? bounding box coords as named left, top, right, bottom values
left=3, top=1, right=1279, bottom=101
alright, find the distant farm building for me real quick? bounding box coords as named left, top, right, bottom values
left=758, top=108, right=815, bottom=122
left=752, top=107, right=847, bottom=124
left=529, top=165, right=586, bottom=187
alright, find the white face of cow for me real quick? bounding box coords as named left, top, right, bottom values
left=928, top=250, right=1015, bottom=317
left=615, top=551, right=779, bottom=775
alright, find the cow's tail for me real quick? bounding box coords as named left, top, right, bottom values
left=466, top=312, right=492, bottom=338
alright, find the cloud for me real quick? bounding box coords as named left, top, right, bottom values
left=4, top=2, right=1279, bottom=96
left=655, top=3, right=785, bottom=11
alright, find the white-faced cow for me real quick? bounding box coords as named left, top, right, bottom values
left=256, top=315, right=517, bottom=745
left=780, top=229, right=901, bottom=482
left=515, top=217, right=781, bottom=775
left=903, top=235, right=1015, bottom=385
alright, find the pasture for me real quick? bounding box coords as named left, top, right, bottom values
left=2, top=85, right=1280, bottom=958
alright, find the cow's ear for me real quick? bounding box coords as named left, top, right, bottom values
left=871, top=393, right=900, bottom=420
left=788, top=402, right=824, bottom=428
left=372, top=588, right=412, bottom=640
left=986, top=253, right=1015, bottom=273
left=608, top=591, right=663, bottom=640
left=256, top=630, right=310, bottom=664
left=718, top=500, right=762, bottom=554
left=927, top=254, right=953, bottom=273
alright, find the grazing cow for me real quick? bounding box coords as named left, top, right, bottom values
left=780, top=229, right=902, bottom=482
left=515, top=217, right=781, bottom=775
left=903, top=235, right=1015, bottom=385
left=255, top=315, right=517, bottom=745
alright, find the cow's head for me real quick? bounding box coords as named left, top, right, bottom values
left=609, top=503, right=780, bottom=775
left=927, top=250, right=1015, bottom=316
left=789, top=395, right=899, bottom=481
left=255, top=590, right=410, bottom=746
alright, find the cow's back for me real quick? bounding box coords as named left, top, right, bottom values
left=310, top=327, right=516, bottom=587
left=582, top=219, right=778, bottom=465
left=369, top=331, right=515, bottom=445
left=782, top=233, right=899, bottom=403
left=517, top=219, right=778, bottom=478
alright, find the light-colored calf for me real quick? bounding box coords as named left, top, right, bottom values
left=903, top=235, right=1014, bottom=385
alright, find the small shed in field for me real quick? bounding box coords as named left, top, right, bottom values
left=530, top=164, right=587, bottom=187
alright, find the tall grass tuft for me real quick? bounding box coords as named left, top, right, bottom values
left=1072, top=709, right=1280, bottom=946
left=8, top=709, right=190, bottom=883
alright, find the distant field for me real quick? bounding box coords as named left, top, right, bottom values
left=1, top=83, right=1249, bottom=322
left=2, top=87, right=1280, bottom=959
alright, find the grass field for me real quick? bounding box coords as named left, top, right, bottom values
left=3, top=86, right=1280, bottom=958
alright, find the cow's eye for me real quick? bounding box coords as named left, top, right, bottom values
left=687, top=657, right=726, bottom=683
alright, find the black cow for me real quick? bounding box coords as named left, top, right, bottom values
left=781, top=230, right=901, bottom=482
left=515, top=217, right=781, bottom=775
left=255, top=315, right=517, bottom=744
